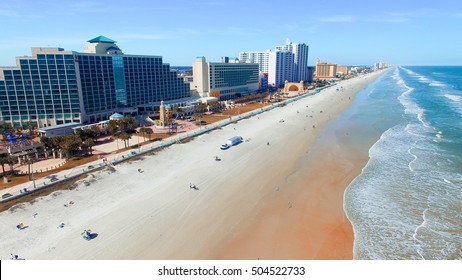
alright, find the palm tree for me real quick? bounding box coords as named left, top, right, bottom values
left=21, top=156, right=34, bottom=180
left=24, top=121, right=36, bottom=136
left=7, top=156, right=15, bottom=176
left=0, top=157, right=8, bottom=177
left=118, top=132, right=131, bottom=148
left=138, top=127, right=147, bottom=141
left=145, top=128, right=153, bottom=140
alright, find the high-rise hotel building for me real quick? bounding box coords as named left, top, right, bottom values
left=239, top=39, right=309, bottom=87
left=0, top=36, right=190, bottom=128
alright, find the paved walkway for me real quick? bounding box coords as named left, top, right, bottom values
left=14, top=158, right=67, bottom=174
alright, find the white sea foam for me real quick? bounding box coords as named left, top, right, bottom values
left=444, top=94, right=462, bottom=102
left=408, top=147, right=417, bottom=172
left=396, top=69, right=435, bottom=129
left=348, top=67, right=462, bottom=260
left=401, top=67, right=416, bottom=76
left=418, top=76, right=430, bottom=82
left=429, top=81, right=445, bottom=87
left=443, top=178, right=453, bottom=185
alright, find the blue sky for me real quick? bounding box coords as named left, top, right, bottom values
left=0, top=0, right=461, bottom=67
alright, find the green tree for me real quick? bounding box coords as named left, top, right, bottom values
left=0, top=157, right=8, bottom=177
left=145, top=127, right=153, bottom=140
left=7, top=156, right=15, bottom=176
left=0, top=123, right=15, bottom=140
left=120, top=115, right=137, bottom=132
left=208, top=101, right=222, bottom=112
left=23, top=121, right=36, bottom=136
left=107, top=120, right=120, bottom=135
left=195, top=103, right=207, bottom=113
left=40, top=136, right=53, bottom=149
left=83, top=138, right=95, bottom=155
left=14, top=126, right=23, bottom=137
left=90, top=125, right=101, bottom=140
left=59, top=135, right=82, bottom=158
left=138, top=127, right=147, bottom=141
left=118, top=132, right=131, bottom=148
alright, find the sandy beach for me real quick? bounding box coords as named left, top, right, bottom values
left=0, top=70, right=386, bottom=260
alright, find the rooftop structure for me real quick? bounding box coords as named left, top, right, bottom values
left=87, top=35, right=117, bottom=43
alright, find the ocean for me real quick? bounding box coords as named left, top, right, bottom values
left=344, top=66, right=462, bottom=259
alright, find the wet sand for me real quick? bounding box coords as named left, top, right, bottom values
left=214, top=121, right=368, bottom=259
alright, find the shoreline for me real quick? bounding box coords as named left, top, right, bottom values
left=213, top=72, right=387, bottom=260
left=0, top=70, right=388, bottom=260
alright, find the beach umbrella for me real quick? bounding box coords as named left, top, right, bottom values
left=22, top=134, right=29, bottom=138
left=8, top=140, right=15, bottom=144
left=7, top=135, right=15, bottom=139
left=19, top=139, right=26, bottom=143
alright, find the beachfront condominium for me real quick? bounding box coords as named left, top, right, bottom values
left=239, top=38, right=309, bottom=87
left=277, top=39, right=309, bottom=82
left=0, top=36, right=190, bottom=128
left=238, top=51, right=269, bottom=74
left=191, top=56, right=259, bottom=101
left=268, top=51, right=294, bottom=88
left=315, top=59, right=337, bottom=80
left=239, top=50, right=295, bottom=87
left=291, top=42, right=309, bottom=82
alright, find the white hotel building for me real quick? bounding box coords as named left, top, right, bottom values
left=191, top=57, right=259, bottom=101
left=239, top=39, right=309, bottom=88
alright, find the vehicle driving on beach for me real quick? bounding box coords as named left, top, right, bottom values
left=220, top=136, right=242, bottom=150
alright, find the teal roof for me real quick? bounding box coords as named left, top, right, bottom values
left=87, top=36, right=116, bottom=43
left=109, top=113, right=124, bottom=119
